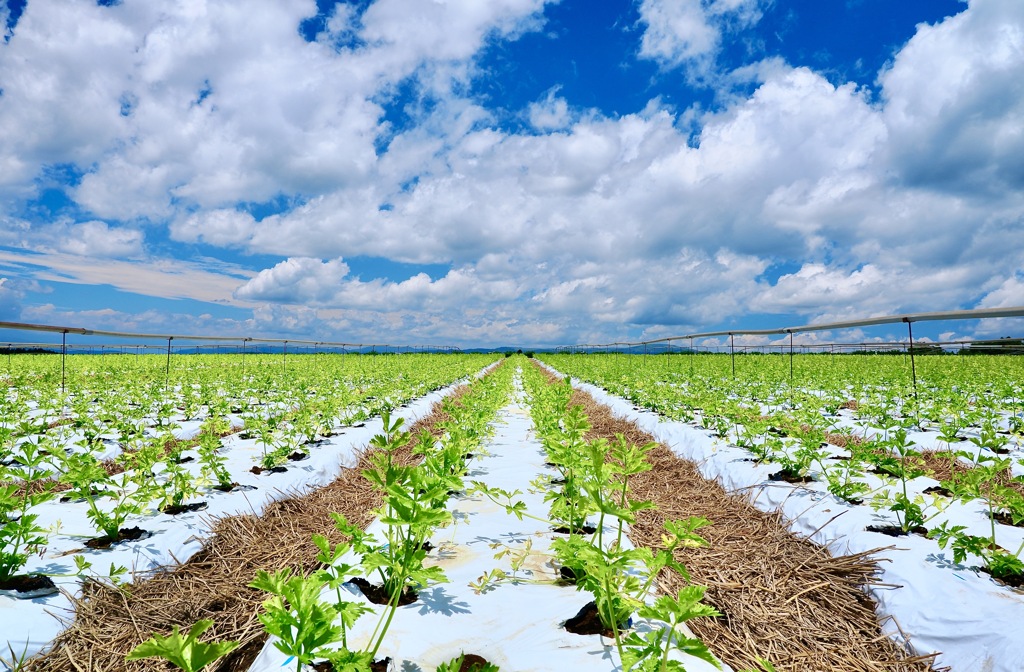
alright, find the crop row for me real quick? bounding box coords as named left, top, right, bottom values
left=540, top=353, right=1024, bottom=670
left=0, top=353, right=499, bottom=664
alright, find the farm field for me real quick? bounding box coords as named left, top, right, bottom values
left=540, top=353, right=1024, bottom=671
left=0, top=352, right=499, bottom=666
left=2, top=351, right=1020, bottom=671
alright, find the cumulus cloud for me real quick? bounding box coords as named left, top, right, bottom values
left=528, top=87, right=572, bottom=130
left=171, top=209, right=257, bottom=247
left=637, top=0, right=764, bottom=76
left=236, top=256, right=523, bottom=313
left=53, top=221, right=145, bottom=257
left=880, top=0, right=1024, bottom=195
left=234, top=257, right=351, bottom=304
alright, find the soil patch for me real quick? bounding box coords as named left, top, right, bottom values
left=563, top=600, right=618, bottom=638
left=162, top=501, right=209, bottom=515
left=84, top=526, right=150, bottom=549
left=311, top=657, right=391, bottom=672
left=768, top=469, right=815, bottom=484
left=0, top=573, right=58, bottom=598
left=346, top=577, right=418, bottom=606
left=865, top=524, right=928, bottom=538
left=551, top=524, right=598, bottom=535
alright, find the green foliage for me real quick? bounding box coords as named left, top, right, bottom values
left=125, top=619, right=239, bottom=672
left=250, top=568, right=341, bottom=672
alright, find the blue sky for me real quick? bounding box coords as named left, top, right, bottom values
left=0, top=0, right=1022, bottom=349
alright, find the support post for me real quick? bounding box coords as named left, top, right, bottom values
left=165, top=336, right=173, bottom=389
left=906, top=319, right=919, bottom=419
left=730, top=333, right=736, bottom=378
left=61, top=330, right=68, bottom=395
left=789, top=331, right=794, bottom=380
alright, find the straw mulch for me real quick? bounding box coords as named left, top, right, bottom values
left=921, top=449, right=1024, bottom=498
left=23, top=394, right=463, bottom=672
left=571, top=389, right=943, bottom=672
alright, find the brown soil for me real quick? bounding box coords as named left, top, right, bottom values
left=346, top=577, right=418, bottom=606
left=551, top=524, right=598, bottom=535
left=249, top=465, right=287, bottom=475
left=563, top=600, right=618, bottom=638
left=865, top=525, right=928, bottom=538
left=311, top=657, right=391, bottom=672
left=84, top=526, right=150, bottom=549
left=455, top=654, right=493, bottom=672
left=0, top=573, right=58, bottom=596
left=161, top=501, right=209, bottom=515
left=768, top=469, right=816, bottom=484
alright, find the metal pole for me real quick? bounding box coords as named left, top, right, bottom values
left=789, top=331, right=794, bottom=380
left=906, top=319, right=919, bottom=414
left=730, top=333, right=736, bottom=378
left=61, top=330, right=67, bottom=394
left=283, top=341, right=288, bottom=371
left=165, top=336, right=173, bottom=389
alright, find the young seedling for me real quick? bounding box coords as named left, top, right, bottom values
left=436, top=653, right=500, bottom=672
left=126, top=619, right=240, bottom=672
left=250, top=568, right=341, bottom=672
left=0, top=437, right=57, bottom=585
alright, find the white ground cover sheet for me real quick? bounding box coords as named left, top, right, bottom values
left=248, top=383, right=726, bottom=672
left=0, top=371, right=487, bottom=670
left=557, top=371, right=1024, bottom=672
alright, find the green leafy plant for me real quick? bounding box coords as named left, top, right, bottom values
left=126, top=619, right=240, bottom=672
left=0, top=437, right=57, bottom=583
left=619, top=587, right=721, bottom=672
left=196, top=425, right=234, bottom=490
left=869, top=428, right=947, bottom=534
left=250, top=568, right=341, bottom=672
left=929, top=521, right=1024, bottom=582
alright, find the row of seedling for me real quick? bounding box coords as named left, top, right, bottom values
left=541, top=354, right=1024, bottom=586
left=125, top=360, right=515, bottom=672
left=473, top=365, right=774, bottom=672
left=0, top=355, right=500, bottom=596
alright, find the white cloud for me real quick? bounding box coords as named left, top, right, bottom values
left=0, top=277, right=25, bottom=320
left=234, top=257, right=350, bottom=304
left=637, top=0, right=764, bottom=76
left=236, top=257, right=523, bottom=313
left=171, top=209, right=257, bottom=247
left=0, top=248, right=254, bottom=305
left=53, top=221, right=144, bottom=257
left=528, top=87, right=572, bottom=130
left=880, top=0, right=1024, bottom=194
